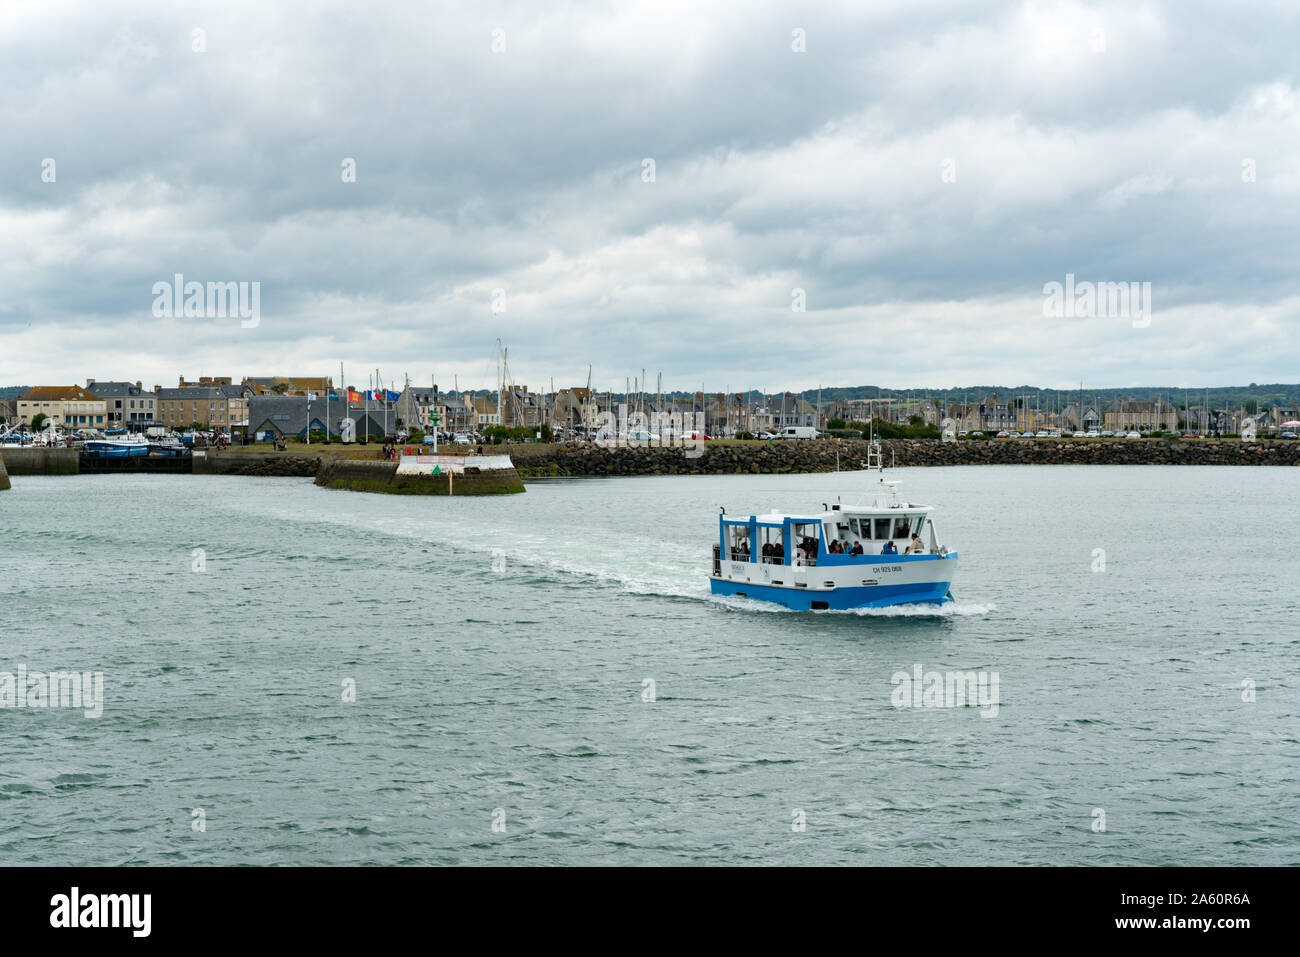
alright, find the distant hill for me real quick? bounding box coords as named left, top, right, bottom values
left=0, top=386, right=30, bottom=399
left=802, top=384, right=1300, bottom=410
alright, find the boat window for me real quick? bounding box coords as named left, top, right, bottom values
left=913, top=516, right=926, bottom=538
left=758, top=526, right=784, bottom=563
left=873, top=518, right=890, bottom=540
left=789, top=522, right=820, bottom=564
left=725, top=525, right=752, bottom=561
left=849, top=518, right=862, bottom=539
left=893, top=516, right=910, bottom=539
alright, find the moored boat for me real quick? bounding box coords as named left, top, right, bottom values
left=84, top=430, right=150, bottom=457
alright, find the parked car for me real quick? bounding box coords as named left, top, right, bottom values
left=1100, top=430, right=1115, bottom=437
left=776, top=426, right=820, bottom=439
left=1125, top=431, right=1140, bottom=439
left=757, top=431, right=778, bottom=440
left=1084, top=431, right=1099, bottom=438
left=1280, top=431, right=1298, bottom=439
left=968, top=430, right=985, bottom=438
left=995, top=431, right=1010, bottom=438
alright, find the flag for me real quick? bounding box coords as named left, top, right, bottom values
left=347, top=390, right=362, bottom=403
left=385, top=389, right=400, bottom=402
left=307, top=393, right=317, bottom=402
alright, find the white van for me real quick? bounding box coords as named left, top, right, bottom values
left=777, top=426, right=820, bottom=440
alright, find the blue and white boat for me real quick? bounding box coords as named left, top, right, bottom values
left=709, top=443, right=959, bottom=610
left=84, top=430, right=150, bottom=457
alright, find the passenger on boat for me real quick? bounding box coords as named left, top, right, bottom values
left=774, top=542, right=785, bottom=561
left=904, top=534, right=926, bottom=555
left=762, top=543, right=773, bottom=562
left=851, top=541, right=864, bottom=555
left=881, top=540, right=898, bottom=555
left=828, top=540, right=841, bottom=554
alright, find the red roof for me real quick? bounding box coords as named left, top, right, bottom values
left=20, top=385, right=101, bottom=401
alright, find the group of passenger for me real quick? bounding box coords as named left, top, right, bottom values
left=732, top=528, right=927, bottom=563
left=827, top=539, right=865, bottom=556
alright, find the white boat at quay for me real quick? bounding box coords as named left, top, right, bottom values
left=709, top=442, right=959, bottom=610
left=83, top=430, right=150, bottom=457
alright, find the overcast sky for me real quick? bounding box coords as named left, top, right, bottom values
left=2, top=0, right=1298, bottom=394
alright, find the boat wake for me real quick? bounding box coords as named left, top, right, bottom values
left=708, top=594, right=994, bottom=617
left=838, top=601, right=994, bottom=618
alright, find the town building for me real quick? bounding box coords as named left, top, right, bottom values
left=247, top=396, right=388, bottom=441
left=16, top=386, right=106, bottom=428
left=394, top=386, right=475, bottom=434
left=553, top=388, right=600, bottom=433
left=86, top=380, right=158, bottom=430
left=1104, top=399, right=1178, bottom=433
left=155, top=384, right=250, bottom=431
left=470, top=394, right=503, bottom=429
left=241, top=376, right=334, bottom=397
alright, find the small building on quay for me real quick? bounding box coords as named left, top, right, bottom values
left=247, top=395, right=391, bottom=441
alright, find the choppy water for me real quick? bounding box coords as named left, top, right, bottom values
left=1, top=466, right=1297, bottom=865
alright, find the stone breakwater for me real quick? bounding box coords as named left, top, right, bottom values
left=0, top=453, right=9, bottom=490
left=191, top=452, right=322, bottom=476
left=511, top=439, right=1300, bottom=476
left=314, top=457, right=525, bottom=495
left=0, top=448, right=81, bottom=475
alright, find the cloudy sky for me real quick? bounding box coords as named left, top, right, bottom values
left=2, top=0, right=1298, bottom=393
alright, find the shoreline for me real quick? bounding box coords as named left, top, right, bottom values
left=2, top=437, right=1298, bottom=480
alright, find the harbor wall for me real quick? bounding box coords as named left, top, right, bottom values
left=314, top=457, right=525, bottom=494
left=7, top=440, right=1294, bottom=485
left=0, top=448, right=81, bottom=475
left=0, top=453, right=8, bottom=490
left=511, top=438, right=1300, bottom=476
left=191, top=451, right=322, bottom=476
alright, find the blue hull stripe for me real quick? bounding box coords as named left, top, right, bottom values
left=709, top=578, right=952, bottom=610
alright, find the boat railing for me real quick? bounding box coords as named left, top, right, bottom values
left=712, top=544, right=721, bottom=576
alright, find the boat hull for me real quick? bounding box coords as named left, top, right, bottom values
left=709, top=554, right=958, bottom=610
left=84, top=443, right=149, bottom=457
